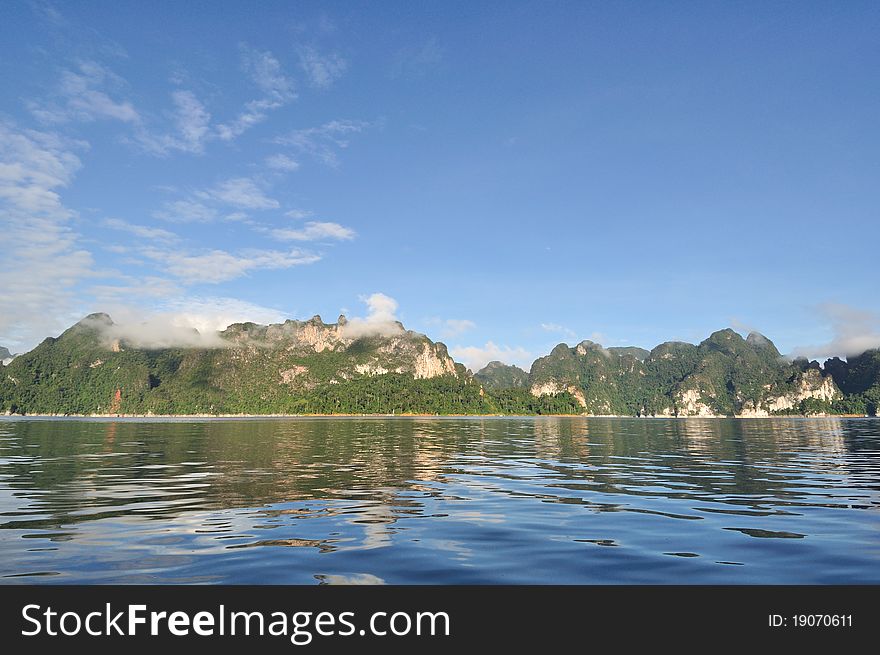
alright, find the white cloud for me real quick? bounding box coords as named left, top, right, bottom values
left=154, top=177, right=278, bottom=226
left=153, top=199, right=218, bottom=222
left=285, top=209, right=313, bottom=219
left=161, top=296, right=288, bottom=333
left=450, top=341, right=534, bottom=372
left=104, top=218, right=177, bottom=241
left=265, top=153, right=300, bottom=172
left=275, top=119, right=369, bottom=166
left=31, top=61, right=140, bottom=125
left=84, top=296, right=289, bottom=349
left=214, top=99, right=276, bottom=142
left=142, top=246, right=320, bottom=284
left=298, top=45, right=347, bottom=88
left=792, top=303, right=880, bottom=360
left=241, top=45, right=296, bottom=101
left=198, top=177, right=279, bottom=210
left=341, top=293, right=404, bottom=338
left=271, top=221, right=355, bottom=241
left=216, top=46, right=296, bottom=141
left=171, top=90, right=211, bottom=151
left=0, top=122, right=97, bottom=351
left=135, top=47, right=294, bottom=152
left=541, top=322, right=576, bottom=339
left=130, top=89, right=215, bottom=155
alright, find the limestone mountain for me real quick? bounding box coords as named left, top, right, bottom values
left=0, top=312, right=481, bottom=415
left=1, top=316, right=877, bottom=416
left=525, top=329, right=849, bottom=416
left=824, top=349, right=880, bottom=414
left=474, top=361, right=529, bottom=389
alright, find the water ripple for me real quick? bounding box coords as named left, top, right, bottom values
left=0, top=416, right=877, bottom=583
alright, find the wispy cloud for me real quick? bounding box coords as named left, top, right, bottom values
left=265, top=153, right=300, bottom=172
left=541, top=322, right=576, bottom=339
left=142, top=246, right=320, bottom=284
left=197, top=177, right=279, bottom=210
left=792, top=303, right=880, bottom=360
left=216, top=45, right=296, bottom=141
left=0, top=121, right=95, bottom=350
left=241, top=44, right=296, bottom=101
left=30, top=61, right=140, bottom=125
left=30, top=0, right=66, bottom=26
left=298, top=45, right=347, bottom=88
left=270, top=221, right=355, bottom=242
left=450, top=341, right=534, bottom=372
left=275, top=119, right=369, bottom=166
left=153, top=199, right=218, bottom=223
left=136, top=46, right=294, bottom=153
left=104, top=218, right=177, bottom=242
left=90, top=276, right=181, bottom=302
left=134, top=89, right=215, bottom=155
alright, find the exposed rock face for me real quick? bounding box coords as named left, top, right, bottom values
left=354, top=363, right=391, bottom=376
left=738, top=370, right=840, bottom=417
left=219, top=315, right=458, bottom=384
left=675, top=389, right=717, bottom=417
left=280, top=366, right=309, bottom=383
left=529, top=380, right=589, bottom=410
left=515, top=328, right=852, bottom=417
left=3, top=316, right=877, bottom=417
left=221, top=316, right=459, bottom=389
left=292, top=318, right=342, bottom=353
left=530, top=380, right=562, bottom=397
left=413, top=343, right=457, bottom=379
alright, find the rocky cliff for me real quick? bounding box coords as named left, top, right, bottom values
left=1, top=316, right=877, bottom=416
left=0, top=313, right=466, bottom=415
left=524, top=329, right=854, bottom=417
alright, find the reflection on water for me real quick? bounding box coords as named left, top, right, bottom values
left=0, top=417, right=878, bottom=584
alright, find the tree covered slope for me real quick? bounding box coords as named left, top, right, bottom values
left=1, top=315, right=877, bottom=416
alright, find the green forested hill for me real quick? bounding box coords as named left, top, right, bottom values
left=0, top=315, right=877, bottom=416
left=0, top=313, right=576, bottom=415
left=474, top=361, right=529, bottom=389
left=520, top=330, right=875, bottom=416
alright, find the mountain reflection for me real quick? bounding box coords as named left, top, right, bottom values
left=0, top=417, right=878, bottom=583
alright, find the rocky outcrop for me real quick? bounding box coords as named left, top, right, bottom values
left=674, top=389, right=717, bottom=417
left=220, top=315, right=458, bottom=384
left=3, top=317, right=877, bottom=416
left=738, top=370, right=840, bottom=417
left=530, top=380, right=589, bottom=410
left=280, top=365, right=309, bottom=383
left=292, top=317, right=342, bottom=353
left=413, top=343, right=457, bottom=379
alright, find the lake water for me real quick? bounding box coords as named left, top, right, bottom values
left=0, top=417, right=878, bottom=584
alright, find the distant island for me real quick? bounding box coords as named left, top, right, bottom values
left=1, top=313, right=878, bottom=417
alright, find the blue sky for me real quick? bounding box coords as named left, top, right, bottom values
left=1, top=1, right=879, bottom=370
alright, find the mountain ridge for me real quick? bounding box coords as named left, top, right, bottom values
left=2, top=314, right=878, bottom=417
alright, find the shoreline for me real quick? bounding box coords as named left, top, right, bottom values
left=1, top=412, right=873, bottom=420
